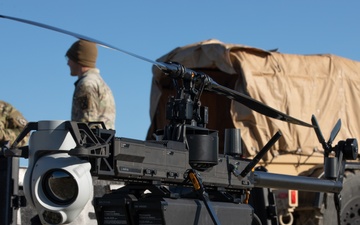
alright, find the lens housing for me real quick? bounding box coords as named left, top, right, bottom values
left=24, top=152, right=93, bottom=224
left=42, top=169, right=78, bottom=205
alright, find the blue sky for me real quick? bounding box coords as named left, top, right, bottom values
left=1, top=1, right=360, bottom=166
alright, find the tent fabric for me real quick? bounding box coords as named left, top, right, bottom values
left=147, top=39, right=360, bottom=161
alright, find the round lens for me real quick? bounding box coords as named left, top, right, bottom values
left=43, top=169, right=78, bottom=204
left=43, top=210, right=63, bottom=224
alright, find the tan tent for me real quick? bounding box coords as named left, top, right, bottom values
left=147, top=39, right=360, bottom=174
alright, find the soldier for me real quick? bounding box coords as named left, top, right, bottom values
left=0, top=101, right=28, bottom=225
left=66, top=39, right=116, bottom=129
left=0, top=100, right=28, bottom=147
left=65, top=39, right=117, bottom=225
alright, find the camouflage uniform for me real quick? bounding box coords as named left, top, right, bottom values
left=72, top=68, right=116, bottom=129
left=0, top=100, right=28, bottom=146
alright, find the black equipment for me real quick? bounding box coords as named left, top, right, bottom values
left=1, top=14, right=358, bottom=225
left=4, top=64, right=358, bottom=224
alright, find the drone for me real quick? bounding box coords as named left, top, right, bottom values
left=0, top=14, right=358, bottom=225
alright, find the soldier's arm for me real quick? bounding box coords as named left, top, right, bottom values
left=0, top=102, right=28, bottom=146
left=73, top=82, right=99, bottom=123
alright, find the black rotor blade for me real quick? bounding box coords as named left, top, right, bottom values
left=0, top=14, right=161, bottom=66
left=0, top=15, right=314, bottom=128
left=205, top=79, right=313, bottom=127
left=311, top=115, right=332, bottom=152
left=0, top=15, right=179, bottom=76
left=157, top=62, right=314, bottom=127
left=328, top=119, right=341, bottom=145
left=311, top=115, right=326, bottom=144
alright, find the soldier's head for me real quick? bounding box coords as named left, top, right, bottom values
left=66, top=39, right=98, bottom=76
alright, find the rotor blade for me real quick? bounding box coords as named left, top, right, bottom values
left=205, top=79, right=313, bottom=127
left=0, top=15, right=314, bottom=128
left=311, top=115, right=328, bottom=151
left=0, top=14, right=160, bottom=66
left=311, top=115, right=331, bottom=155
left=0, top=15, right=176, bottom=74
left=155, top=62, right=314, bottom=127
left=328, top=119, right=341, bottom=145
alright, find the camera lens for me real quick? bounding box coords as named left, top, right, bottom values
left=42, top=210, right=63, bottom=224
left=43, top=169, right=78, bottom=205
